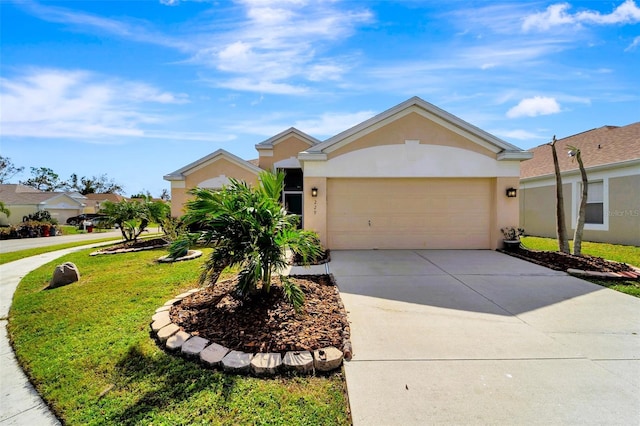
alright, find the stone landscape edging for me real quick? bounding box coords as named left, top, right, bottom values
left=150, top=284, right=346, bottom=377
left=90, top=241, right=169, bottom=256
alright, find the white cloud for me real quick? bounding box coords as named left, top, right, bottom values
left=625, top=35, right=640, bottom=51
left=0, top=68, right=193, bottom=140
left=506, top=96, right=561, bottom=118
left=492, top=129, right=547, bottom=141
left=523, top=0, right=640, bottom=31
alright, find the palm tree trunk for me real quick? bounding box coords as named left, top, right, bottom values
left=550, top=137, right=570, bottom=254
left=573, top=150, right=588, bottom=256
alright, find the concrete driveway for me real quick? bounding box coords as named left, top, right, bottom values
left=331, top=250, right=640, bottom=425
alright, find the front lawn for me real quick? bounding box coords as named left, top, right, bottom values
left=8, top=247, right=350, bottom=425
left=521, top=236, right=640, bottom=298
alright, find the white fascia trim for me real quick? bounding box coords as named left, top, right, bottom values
left=498, top=151, right=534, bottom=161
left=164, top=174, right=185, bottom=181
left=306, top=96, right=525, bottom=156
left=298, top=152, right=328, bottom=161
left=165, top=149, right=262, bottom=180
left=254, top=127, right=321, bottom=150
left=520, top=159, right=640, bottom=187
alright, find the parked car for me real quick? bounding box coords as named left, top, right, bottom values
left=66, top=214, right=108, bottom=226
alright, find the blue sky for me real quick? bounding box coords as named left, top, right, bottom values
left=1, top=0, right=639, bottom=197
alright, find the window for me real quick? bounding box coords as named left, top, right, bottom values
left=584, top=181, right=604, bottom=225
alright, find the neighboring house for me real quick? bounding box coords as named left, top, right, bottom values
left=0, top=184, right=86, bottom=225
left=84, top=193, right=127, bottom=213
left=520, top=122, right=640, bottom=246
left=165, top=96, right=532, bottom=250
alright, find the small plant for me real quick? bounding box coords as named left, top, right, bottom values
left=167, top=233, right=199, bottom=259
left=501, top=226, right=525, bottom=241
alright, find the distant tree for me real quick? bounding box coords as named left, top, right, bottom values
left=66, top=173, right=124, bottom=195
left=130, top=190, right=152, bottom=199
left=549, top=136, right=570, bottom=254
left=160, top=188, right=171, bottom=201
left=0, top=156, right=24, bottom=183
left=568, top=145, right=589, bottom=256
left=20, top=167, right=66, bottom=192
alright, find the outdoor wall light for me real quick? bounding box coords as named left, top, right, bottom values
left=311, top=187, right=318, bottom=197
left=506, top=187, right=517, bottom=198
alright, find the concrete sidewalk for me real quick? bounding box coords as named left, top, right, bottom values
left=0, top=241, right=119, bottom=425
left=332, top=250, right=640, bottom=425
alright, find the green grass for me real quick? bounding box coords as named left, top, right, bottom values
left=0, top=238, right=123, bottom=265
left=521, top=236, right=640, bottom=298
left=8, top=247, right=350, bottom=425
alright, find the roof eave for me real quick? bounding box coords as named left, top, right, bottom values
left=498, top=151, right=534, bottom=161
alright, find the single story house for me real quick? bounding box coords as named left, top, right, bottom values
left=83, top=193, right=127, bottom=213
left=520, top=122, right=640, bottom=246
left=165, top=96, right=533, bottom=250
left=0, top=184, right=86, bottom=225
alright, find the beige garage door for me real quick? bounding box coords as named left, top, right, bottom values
left=327, top=178, right=491, bottom=249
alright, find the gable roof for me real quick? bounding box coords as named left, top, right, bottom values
left=520, top=122, right=640, bottom=179
left=164, top=148, right=262, bottom=181
left=255, top=127, right=321, bottom=151
left=300, top=96, right=532, bottom=161
left=0, top=185, right=85, bottom=206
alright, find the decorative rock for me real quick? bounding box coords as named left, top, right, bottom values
left=166, top=331, right=191, bottom=350
left=155, top=305, right=171, bottom=313
left=151, top=316, right=172, bottom=332
left=251, top=353, right=282, bottom=376
left=156, top=323, right=180, bottom=342
left=221, top=350, right=253, bottom=373
left=48, top=262, right=80, bottom=289
left=282, top=351, right=313, bottom=373
left=152, top=311, right=170, bottom=323
left=313, top=347, right=344, bottom=372
left=200, top=343, right=230, bottom=367
left=182, top=336, right=209, bottom=357
left=157, top=250, right=203, bottom=263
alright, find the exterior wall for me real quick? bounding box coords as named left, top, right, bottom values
left=303, top=176, right=328, bottom=245
left=328, top=111, right=496, bottom=160
left=2, top=205, right=37, bottom=225
left=259, top=136, right=313, bottom=170
left=582, top=174, right=639, bottom=245
left=520, top=173, right=639, bottom=246
left=493, top=177, right=521, bottom=249
left=170, top=158, right=259, bottom=217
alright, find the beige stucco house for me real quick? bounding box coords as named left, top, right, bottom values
left=165, top=96, right=533, bottom=250
left=520, top=122, right=640, bottom=246
left=0, top=184, right=86, bottom=225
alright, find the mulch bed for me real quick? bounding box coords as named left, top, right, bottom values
left=170, top=275, right=350, bottom=354
left=502, top=246, right=636, bottom=274
left=292, top=250, right=331, bottom=266
left=95, top=237, right=169, bottom=252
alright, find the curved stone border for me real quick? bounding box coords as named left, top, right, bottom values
left=157, top=250, right=203, bottom=263
left=90, top=242, right=168, bottom=256
left=150, top=287, right=345, bottom=377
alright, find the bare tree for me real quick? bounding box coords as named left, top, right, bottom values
left=0, top=156, right=24, bottom=183
left=550, top=136, right=570, bottom=254
left=568, top=145, right=588, bottom=256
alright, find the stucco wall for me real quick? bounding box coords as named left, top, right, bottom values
left=170, top=158, right=259, bottom=217
left=520, top=175, right=640, bottom=246
left=259, top=136, right=312, bottom=170
left=328, top=111, right=496, bottom=160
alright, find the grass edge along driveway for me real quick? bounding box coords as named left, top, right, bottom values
left=8, top=247, right=350, bottom=425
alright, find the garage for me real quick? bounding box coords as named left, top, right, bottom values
left=327, top=178, right=492, bottom=249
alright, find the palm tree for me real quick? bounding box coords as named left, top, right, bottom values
left=183, top=171, right=322, bottom=308
left=0, top=201, right=10, bottom=218
left=100, top=199, right=150, bottom=242
left=568, top=145, right=588, bottom=256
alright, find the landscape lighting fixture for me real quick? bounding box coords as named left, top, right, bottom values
left=311, top=187, right=318, bottom=197
left=506, top=188, right=517, bottom=198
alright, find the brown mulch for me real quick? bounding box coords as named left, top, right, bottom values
left=170, top=275, right=350, bottom=354
left=97, top=237, right=169, bottom=252
left=292, top=250, right=331, bottom=266
left=503, top=246, right=635, bottom=274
